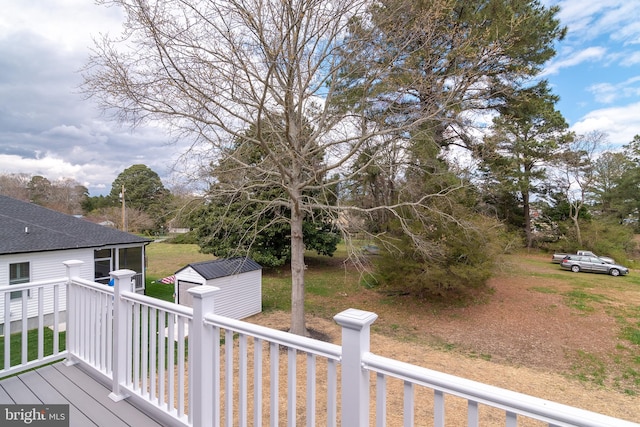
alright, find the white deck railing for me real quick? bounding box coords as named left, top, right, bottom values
left=0, top=276, right=67, bottom=378
left=0, top=261, right=638, bottom=427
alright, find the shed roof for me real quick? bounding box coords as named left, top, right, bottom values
left=0, top=195, right=151, bottom=255
left=177, top=257, right=261, bottom=280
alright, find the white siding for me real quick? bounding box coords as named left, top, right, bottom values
left=0, top=249, right=95, bottom=322
left=209, top=270, right=262, bottom=319
left=175, top=267, right=207, bottom=286
left=174, top=268, right=262, bottom=320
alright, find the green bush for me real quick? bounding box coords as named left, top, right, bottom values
left=372, top=212, right=503, bottom=299
left=543, top=218, right=635, bottom=265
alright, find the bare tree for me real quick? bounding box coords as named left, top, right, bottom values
left=0, top=173, right=31, bottom=201
left=90, top=206, right=154, bottom=233
left=0, top=174, right=87, bottom=213
left=47, top=178, right=88, bottom=214
left=554, top=131, right=606, bottom=245
left=83, top=0, right=557, bottom=334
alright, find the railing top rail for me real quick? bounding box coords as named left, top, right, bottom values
left=121, top=290, right=193, bottom=318
left=69, top=277, right=114, bottom=294
left=0, top=277, right=68, bottom=293
left=204, top=313, right=342, bottom=361
left=364, top=353, right=637, bottom=427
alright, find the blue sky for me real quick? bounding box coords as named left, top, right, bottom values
left=542, top=0, right=640, bottom=146
left=0, top=0, right=639, bottom=196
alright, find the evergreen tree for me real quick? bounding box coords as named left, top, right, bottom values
left=479, top=81, right=572, bottom=247
left=194, top=119, right=340, bottom=267
left=109, top=164, right=171, bottom=232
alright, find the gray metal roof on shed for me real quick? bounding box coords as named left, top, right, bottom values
left=0, top=195, right=151, bottom=255
left=177, top=257, right=261, bottom=280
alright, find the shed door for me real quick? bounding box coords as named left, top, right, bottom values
left=177, top=280, right=200, bottom=307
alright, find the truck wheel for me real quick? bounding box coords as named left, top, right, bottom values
left=571, top=265, right=580, bottom=273
left=609, top=268, right=620, bottom=276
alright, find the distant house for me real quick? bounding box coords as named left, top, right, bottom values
left=168, top=227, right=190, bottom=235
left=0, top=195, right=151, bottom=331
left=174, top=257, right=262, bottom=320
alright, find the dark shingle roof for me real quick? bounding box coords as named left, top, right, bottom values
left=177, top=257, right=261, bottom=280
left=0, top=195, right=151, bottom=255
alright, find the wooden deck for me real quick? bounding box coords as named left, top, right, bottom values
left=0, top=362, right=163, bottom=427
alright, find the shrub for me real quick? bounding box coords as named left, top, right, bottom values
left=542, top=218, right=635, bottom=265
left=372, top=212, right=503, bottom=298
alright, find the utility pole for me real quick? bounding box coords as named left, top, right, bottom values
left=121, top=184, right=126, bottom=232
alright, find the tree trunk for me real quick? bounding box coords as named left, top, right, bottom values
left=569, top=199, right=584, bottom=246
left=523, top=191, right=532, bottom=248
left=572, top=214, right=582, bottom=246
left=289, top=200, right=308, bottom=336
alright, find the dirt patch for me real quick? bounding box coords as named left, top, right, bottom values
left=412, top=274, right=619, bottom=372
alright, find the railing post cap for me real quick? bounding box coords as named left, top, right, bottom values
left=188, top=285, right=220, bottom=298
left=334, top=308, right=378, bottom=330
left=63, top=260, right=84, bottom=267
left=110, top=269, right=137, bottom=279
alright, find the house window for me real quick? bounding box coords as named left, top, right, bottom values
left=9, top=262, right=30, bottom=299
left=94, top=248, right=113, bottom=285
left=95, top=247, right=144, bottom=288
left=118, top=247, right=142, bottom=271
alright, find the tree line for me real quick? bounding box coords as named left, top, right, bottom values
left=0, top=165, right=188, bottom=235
left=0, top=174, right=88, bottom=215
left=35, top=0, right=639, bottom=334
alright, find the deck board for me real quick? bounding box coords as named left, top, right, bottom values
left=53, top=363, right=163, bottom=426
left=0, top=379, right=14, bottom=403
left=38, top=364, right=125, bottom=426
left=0, top=362, right=164, bottom=427
left=0, top=375, right=41, bottom=403
left=19, top=368, right=94, bottom=427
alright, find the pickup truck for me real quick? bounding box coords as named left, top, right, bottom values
left=551, top=250, right=615, bottom=264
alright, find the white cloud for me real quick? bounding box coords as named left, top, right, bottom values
left=542, top=46, right=606, bottom=76
left=552, top=1, right=614, bottom=36
left=550, top=0, right=633, bottom=43
left=0, top=1, right=123, bottom=51
left=545, top=1, right=640, bottom=68
left=587, top=75, right=640, bottom=104
left=0, top=153, right=113, bottom=190
left=620, top=51, right=640, bottom=66
left=587, top=83, right=617, bottom=104
left=0, top=1, right=183, bottom=196
left=571, top=101, right=640, bottom=145
left=599, top=4, right=640, bottom=45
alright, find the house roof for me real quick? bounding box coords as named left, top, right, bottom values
left=0, top=195, right=151, bottom=255
left=177, top=257, right=261, bottom=280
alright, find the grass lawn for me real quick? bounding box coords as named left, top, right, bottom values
left=0, top=328, right=66, bottom=370
left=145, top=242, right=214, bottom=301
left=146, top=242, right=214, bottom=279
left=143, top=242, right=640, bottom=394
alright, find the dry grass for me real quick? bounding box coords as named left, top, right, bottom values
left=154, top=310, right=639, bottom=426
left=248, top=311, right=640, bottom=426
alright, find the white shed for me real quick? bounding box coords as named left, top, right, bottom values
left=174, top=257, right=262, bottom=319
